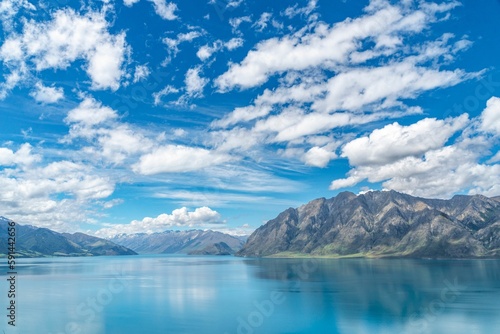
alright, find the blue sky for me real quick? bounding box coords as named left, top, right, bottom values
left=1, top=0, right=500, bottom=237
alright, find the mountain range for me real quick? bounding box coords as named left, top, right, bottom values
left=237, top=191, right=500, bottom=258
left=5, top=190, right=500, bottom=259
left=110, top=230, right=246, bottom=255
left=0, top=217, right=136, bottom=257
left=0, top=216, right=246, bottom=257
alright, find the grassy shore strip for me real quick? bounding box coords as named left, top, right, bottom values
left=265, top=252, right=385, bottom=259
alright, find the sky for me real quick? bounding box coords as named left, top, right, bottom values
left=0, top=0, right=500, bottom=238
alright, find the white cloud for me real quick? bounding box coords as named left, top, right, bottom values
left=123, top=0, right=141, bottom=6
left=0, top=143, right=40, bottom=166
left=65, top=97, right=117, bottom=128
left=163, top=30, right=203, bottom=57
left=303, top=146, right=336, bottom=168
left=185, top=66, right=208, bottom=97
left=150, top=0, right=178, bottom=20
left=254, top=108, right=402, bottom=143
left=330, top=111, right=500, bottom=198
left=341, top=115, right=469, bottom=166
left=95, top=126, right=155, bottom=165
left=212, top=105, right=272, bottom=128
left=481, top=96, right=500, bottom=134
left=284, top=0, right=317, bottom=18
left=29, top=82, right=64, bottom=103
left=133, top=64, right=150, bottom=83
left=153, top=85, right=179, bottom=105
left=123, top=0, right=177, bottom=19
left=226, top=0, right=243, bottom=9
left=0, top=8, right=128, bottom=95
left=196, top=38, right=243, bottom=61
left=0, top=160, right=116, bottom=231
left=132, top=145, right=232, bottom=174
left=313, top=62, right=468, bottom=114
left=87, top=34, right=127, bottom=90
left=253, top=12, right=272, bottom=32
left=224, top=37, right=244, bottom=50
left=64, top=97, right=154, bottom=165
left=94, top=206, right=224, bottom=237
left=489, top=151, right=500, bottom=164
left=0, top=0, right=35, bottom=31
left=196, top=43, right=219, bottom=61
left=173, top=128, right=187, bottom=137
left=216, top=1, right=459, bottom=91
left=208, top=0, right=476, bottom=175
left=229, top=16, right=252, bottom=33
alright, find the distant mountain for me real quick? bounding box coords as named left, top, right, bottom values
left=110, top=230, right=245, bottom=255
left=237, top=191, right=500, bottom=258
left=0, top=217, right=137, bottom=257
left=188, top=242, right=234, bottom=255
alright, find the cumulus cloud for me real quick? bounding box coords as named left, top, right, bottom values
left=0, top=143, right=40, bottom=167
left=0, top=160, right=116, bottom=230
left=253, top=12, right=272, bottom=32
left=197, top=43, right=219, bottom=61
left=153, top=85, right=179, bottom=105
left=133, top=64, right=150, bottom=83
left=225, top=37, right=244, bottom=50
left=229, top=16, right=252, bottom=33
left=226, top=0, right=243, bottom=9
left=481, top=96, right=500, bottom=134
left=132, top=145, right=232, bottom=175
left=196, top=38, right=243, bottom=61
left=29, top=82, right=64, bottom=104
left=0, top=0, right=35, bottom=31
left=208, top=0, right=476, bottom=180
left=123, top=0, right=141, bottom=6
left=212, top=105, right=272, bottom=128
left=150, top=0, right=178, bottom=20
left=155, top=66, right=210, bottom=105
left=341, top=115, right=469, bottom=166
left=94, top=207, right=224, bottom=237
left=163, top=31, right=203, bottom=54
left=312, top=62, right=468, bottom=114
left=0, top=7, right=128, bottom=96
left=185, top=66, right=208, bottom=97
left=123, top=0, right=177, bottom=20
left=64, top=97, right=154, bottom=165
left=65, top=97, right=117, bottom=128
left=215, top=1, right=462, bottom=91
left=284, top=0, right=317, bottom=18
left=330, top=110, right=500, bottom=198
left=303, top=146, right=336, bottom=168
left=162, top=30, right=203, bottom=66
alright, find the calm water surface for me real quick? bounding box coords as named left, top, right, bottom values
left=1, top=255, right=500, bottom=334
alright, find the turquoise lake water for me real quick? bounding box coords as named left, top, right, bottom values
left=1, top=255, right=500, bottom=334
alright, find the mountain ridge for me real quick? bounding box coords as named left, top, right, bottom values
left=109, top=229, right=245, bottom=255
left=237, top=191, right=500, bottom=258
left=0, top=217, right=137, bottom=257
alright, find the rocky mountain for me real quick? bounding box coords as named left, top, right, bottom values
left=110, top=229, right=245, bottom=255
left=188, top=242, right=234, bottom=255
left=237, top=191, right=500, bottom=258
left=0, top=217, right=137, bottom=257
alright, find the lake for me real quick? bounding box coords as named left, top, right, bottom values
left=1, top=255, right=500, bottom=333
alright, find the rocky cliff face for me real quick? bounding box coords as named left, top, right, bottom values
left=237, top=191, right=500, bottom=258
